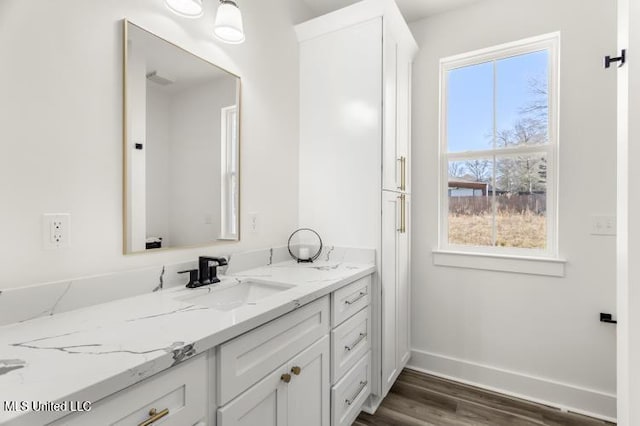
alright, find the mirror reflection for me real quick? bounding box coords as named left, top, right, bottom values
left=124, top=21, right=240, bottom=253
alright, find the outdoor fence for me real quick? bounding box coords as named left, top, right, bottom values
left=449, top=194, right=546, bottom=215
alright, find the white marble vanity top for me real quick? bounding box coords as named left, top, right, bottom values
left=0, top=259, right=375, bottom=425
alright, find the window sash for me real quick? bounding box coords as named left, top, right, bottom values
left=438, top=32, right=560, bottom=257
left=220, top=105, right=238, bottom=240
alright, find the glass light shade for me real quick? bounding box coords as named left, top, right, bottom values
left=214, top=1, right=245, bottom=44
left=165, top=0, right=203, bottom=18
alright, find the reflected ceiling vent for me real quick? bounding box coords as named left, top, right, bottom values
left=146, top=71, right=175, bottom=86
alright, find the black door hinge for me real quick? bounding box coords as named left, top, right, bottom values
left=604, top=49, right=626, bottom=68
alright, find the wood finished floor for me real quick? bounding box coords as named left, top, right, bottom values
left=355, top=369, right=615, bottom=426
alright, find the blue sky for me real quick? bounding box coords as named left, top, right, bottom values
left=447, top=50, right=548, bottom=153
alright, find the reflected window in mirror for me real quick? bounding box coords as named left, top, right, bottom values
left=221, top=105, right=238, bottom=240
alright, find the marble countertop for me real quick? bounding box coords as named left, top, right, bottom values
left=0, top=260, right=375, bottom=426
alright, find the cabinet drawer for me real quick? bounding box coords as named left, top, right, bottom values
left=331, top=306, right=371, bottom=383
left=331, top=275, right=371, bottom=326
left=48, top=354, right=207, bottom=426
left=217, top=296, right=330, bottom=405
left=331, top=352, right=371, bottom=426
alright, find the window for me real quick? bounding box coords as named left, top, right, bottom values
left=439, top=33, right=559, bottom=257
left=220, top=105, right=238, bottom=240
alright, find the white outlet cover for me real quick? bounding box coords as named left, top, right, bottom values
left=248, top=212, right=259, bottom=233
left=591, top=215, right=616, bottom=236
left=43, top=213, right=71, bottom=249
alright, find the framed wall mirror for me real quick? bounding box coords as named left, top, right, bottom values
left=123, top=20, right=240, bottom=254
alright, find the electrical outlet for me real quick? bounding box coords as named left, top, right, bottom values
left=591, top=215, right=616, bottom=236
left=43, top=213, right=71, bottom=249
left=248, top=212, right=259, bottom=234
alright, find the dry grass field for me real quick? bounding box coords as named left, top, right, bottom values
left=449, top=211, right=546, bottom=249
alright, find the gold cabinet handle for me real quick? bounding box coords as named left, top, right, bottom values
left=345, top=381, right=368, bottom=406
left=138, top=408, right=169, bottom=426
left=344, top=291, right=367, bottom=305
left=291, top=366, right=301, bottom=375
left=281, top=373, right=292, bottom=383
left=398, top=156, right=406, bottom=191
left=397, top=194, right=406, bottom=233
left=345, top=333, right=367, bottom=352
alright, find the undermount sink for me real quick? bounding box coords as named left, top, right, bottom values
left=173, top=279, right=294, bottom=311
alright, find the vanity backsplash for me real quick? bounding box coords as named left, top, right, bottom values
left=0, top=245, right=374, bottom=326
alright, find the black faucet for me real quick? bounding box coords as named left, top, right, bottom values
left=199, top=256, right=228, bottom=285
left=178, top=256, right=228, bottom=288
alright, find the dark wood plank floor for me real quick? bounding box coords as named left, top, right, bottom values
left=355, top=369, right=615, bottom=426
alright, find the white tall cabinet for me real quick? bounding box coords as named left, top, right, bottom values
left=296, top=0, right=418, bottom=411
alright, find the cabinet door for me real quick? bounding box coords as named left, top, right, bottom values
left=382, top=34, right=412, bottom=194
left=217, top=366, right=288, bottom=426
left=397, top=194, right=411, bottom=367
left=382, top=31, right=399, bottom=192
left=396, top=51, right=412, bottom=193
left=287, top=336, right=330, bottom=426
left=381, top=191, right=410, bottom=396
left=381, top=191, right=399, bottom=395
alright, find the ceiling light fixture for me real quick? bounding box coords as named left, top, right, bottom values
left=213, top=0, right=245, bottom=44
left=165, top=0, right=204, bottom=18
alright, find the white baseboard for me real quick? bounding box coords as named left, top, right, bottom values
left=407, top=349, right=616, bottom=423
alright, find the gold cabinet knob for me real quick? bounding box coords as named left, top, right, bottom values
left=291, top=366, right=301, bottom=375
left=281, top=373, right=292, bottom=383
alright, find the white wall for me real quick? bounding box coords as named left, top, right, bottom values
left=409, top=0, right=617, bottom=419
left=126, top=40, right=148, bottom=253
left=0, top=0, right=313, bottom=289
left=168, top=77, right=235, bottom=247
left=146, top=84, right=171, bottom=246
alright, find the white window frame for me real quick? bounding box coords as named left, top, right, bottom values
left=437, top=32, right=561, bottom=262
left=220, top=104, right=238, bottom=240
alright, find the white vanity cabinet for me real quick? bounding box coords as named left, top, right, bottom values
left=215, top=296, right=331, bottom=426
left=217, top=277, right=373, bottom=426
left=217, top=336, right=330, bottom=426
left=329, top=276, right=373, bottom=426
left=296, top=0, right=417, bottom=410
left=216, top=297, right=330, bottom=406
left=48, top=353, right=208, bottom=426
left=44, top=274, right=374, bottom=426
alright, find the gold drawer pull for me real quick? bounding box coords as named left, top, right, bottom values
left=345, top=333, right=367, bottom=352
left=345, top=381, right=368, bottom=406
left=291, top=366, right=302, bottom=375
left=281, top=373, right=292, bottom=383
left=345, top=291, right=366, bottom=305
left=138, top=408, right=169, bottom=426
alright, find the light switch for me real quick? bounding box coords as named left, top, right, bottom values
left=591, top=216, right=616, bottom=236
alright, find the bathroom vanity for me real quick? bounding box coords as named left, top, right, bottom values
left=0, top=257, right=374, bottom=426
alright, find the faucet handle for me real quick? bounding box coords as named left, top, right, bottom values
left=199, top=256, right=228, bottom=266
left=178, top=269, right=200, bottom=288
